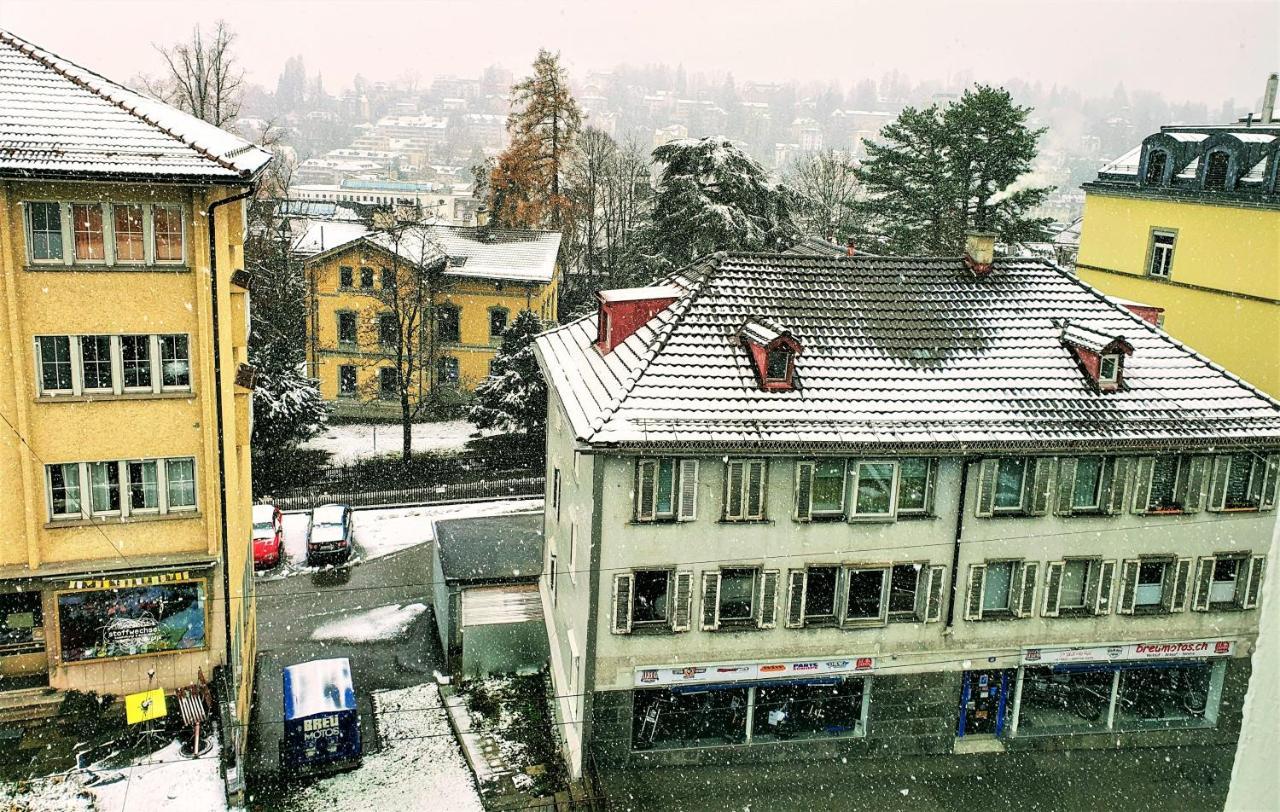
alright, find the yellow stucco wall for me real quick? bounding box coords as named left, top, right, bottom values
left=0, top=180, right=256, bottom=733
left=1076, top=191, right=1280, bottom=396
left=305, top=241, right=559, bottom=413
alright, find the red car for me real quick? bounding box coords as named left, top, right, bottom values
left=252, top=504, right=284, bottom=568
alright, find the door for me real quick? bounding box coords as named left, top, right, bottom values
left=958, top=669, right=1012, bottom=737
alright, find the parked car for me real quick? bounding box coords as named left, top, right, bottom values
left=251, top=504, right=284, bottom=569
left=306, top=504, right=353, bottom=566
left=281, top=657, right=362, bottom=776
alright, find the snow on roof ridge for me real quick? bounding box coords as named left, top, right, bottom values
left=0, top=28, right=267, bottom=179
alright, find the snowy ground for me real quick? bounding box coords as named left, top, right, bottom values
left=300, top=420, right=489, bottom=465
left=284, top=682, right=482, bottom=812
left=310, top=603, right=427, bottom=643
left=261, top=499, right=541, bottom=580
left=0, top=737, right=224, bottom=812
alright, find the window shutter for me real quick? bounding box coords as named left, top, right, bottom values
left=1042, top=561, right=1065, bottom=617
left=700, top=571, right=721, bottom=630
left=794, top=462, right=815, bottom=522
left=1206, top=455, right=1231, bottom=512
left=1055, top=458, right=1078, bottom=516
left=612, top=573, right=634, bottom=634
left=1243, top=555, right=1266, bottom=609
left=876, top=568, right=891, bottom=625
left=677, top=459, right=699, bottom=521
left=1170, top=557, right=1193, bottom=612
left=1094, top=560, right=1117, bottom=615
left=1182, top=456, right=1209, bottom=513
left=785, top=569, right=807, bottom=628
left=745, top=461, right=766, bottom=519
left=725, top=461, right=745, bottom=520
left=635, top=460, right=657, bottom=522
left=1192, top=557, right=1215, bottom=612
left=964, top=564, right=986, bottom=620
left=925, top=459, right=938, bottom=514
left=1261, top=454, right=1280, bottom=511
left=1102, top=457, right=1131, bottom=515
left=757, top=570, right=780, bottom=629
left=1017, top=562, right=1039, bottom=617
left=671, top=570, right=694, bottom=631
left=924, top=565, right=946, bottom=623
left=1117, top=560, right=1139, bottom=614
left=1027, top=459, right=1055, bottom=516
left=975, top=459, right=998, bottom=517
left=1130, top=457, right=1155, bottom=514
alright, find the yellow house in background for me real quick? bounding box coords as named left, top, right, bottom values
left=0, top=29, right=268, bottom=797
left=1075, top=90, right=1280, bottom=396
left=302, top=223, right=560, bottom=418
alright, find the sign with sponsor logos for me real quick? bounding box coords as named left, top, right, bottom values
left=1022, top=639, right=1235, bottom=666
left=634, top=655, right=874, bottom=687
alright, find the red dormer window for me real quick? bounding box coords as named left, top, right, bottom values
left=740, top=318, right=802, bottom=391
left=1060, top=322, right=1134, bottom=393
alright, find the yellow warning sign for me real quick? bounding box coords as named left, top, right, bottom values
left=125, top=689, right=168, bottom=725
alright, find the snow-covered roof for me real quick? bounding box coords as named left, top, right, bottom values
left=1060, top=321, right=1132, bottom=355
left=292, top=219, right=374, bottom=257
left=535, top=252, right=1280, bottom=453
left=0, top=29, right=271, bottom=183
left=282, top=657, right=356, bottom=720
left=599, top=286, right=680, bottom=303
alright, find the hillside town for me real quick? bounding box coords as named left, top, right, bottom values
left=0, top=3, right=1276, bottom=811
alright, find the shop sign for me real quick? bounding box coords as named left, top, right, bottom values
left=57, top=581, right=206, bottom=663
left=1022, top=639, right=1235, bottom=666
left=634, top=655, right=875, bottom=687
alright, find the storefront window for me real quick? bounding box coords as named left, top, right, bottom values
left=1017, top=667, right=1113, bottom=734
left=633, top=686, right=749, bottom=750
left=0, top=591, right=43, bottom=654
left=751, top=679, right=864, bottom=742
left=1113, top=664, right=1212, bottom=730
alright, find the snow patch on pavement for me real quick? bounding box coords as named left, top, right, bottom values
left=286, top=682, right=482, bottom=812
left=301, top=420, right=490, bottom=464
left=310, top=603, right=427, bottom=643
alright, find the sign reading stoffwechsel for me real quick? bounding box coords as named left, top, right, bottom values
left=1022, top=639, right=1236, bottom=666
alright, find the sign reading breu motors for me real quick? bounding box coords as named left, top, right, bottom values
left=634, top=656, right=875, bottom=687
left=1022, top=639, right=1235, bottom=666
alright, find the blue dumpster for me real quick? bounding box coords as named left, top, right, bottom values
left=281, top=657, right=362, bottom=775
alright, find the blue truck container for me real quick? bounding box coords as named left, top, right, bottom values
left=281, top=657, right=362, bottom=775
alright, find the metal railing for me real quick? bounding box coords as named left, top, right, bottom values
left=263, top=474, right=545, bottom=512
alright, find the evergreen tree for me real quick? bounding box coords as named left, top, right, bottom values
left=646, top=137, right=797, bottom=271
left=468, top=310, right=547, bottom=437
left=855, top=84, right=1054, bottom=255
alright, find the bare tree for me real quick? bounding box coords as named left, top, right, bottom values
left=145, top=21, right=244, bottom=128
left=785, top=149, right=864, bottom=242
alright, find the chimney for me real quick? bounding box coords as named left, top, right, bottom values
left=1263, top=73, right=1278, bottom=124
left=595, top=286, right=680, bottom=353
left=963, top=231, right=997, bottom=277
left=475, top=205, right=490, bottom=227
left=846, top=239, right=856, bottom=257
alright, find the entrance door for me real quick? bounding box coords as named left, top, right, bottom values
left=958, top=670, right=1011, bottom=737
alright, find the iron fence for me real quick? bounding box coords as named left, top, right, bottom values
left=263, top=474, right=545, bottom=512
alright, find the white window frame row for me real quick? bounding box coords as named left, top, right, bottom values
left=45, top=457, right=198, bottom=523
left=966, top=552, right=1265, bottom=621
left=795, top=458, right=936, bottom=521
left=24, top=201, right=187, bottom=267
left=34, top=333, right=192, bottom=398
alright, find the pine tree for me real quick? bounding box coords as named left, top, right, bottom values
left=468, top=311, right=547, bottom=436
left=489, top=50, right=583, bottom=229
left=855, top=84, right=1054, bottom=255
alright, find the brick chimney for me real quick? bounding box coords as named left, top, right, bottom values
left=963, top=231, right=997, bottom=277
left=846, top=239, right=856, bottom=257
left=1263, top=72, right=1278, bottom=124
left=595, top=286, right=680, bottom=353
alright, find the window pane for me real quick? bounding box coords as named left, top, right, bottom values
left=120, top=335, right=152, bottom=389
left=765, top=349, right=790, bottom=380
left=655, top=458, right=675, bottom=516
left=1148, top=457, right=1180, bottom=509
left=113, top=204, right=145, bottom=261
left=438, top=307, right=460, bottom=342
left=80, top=335, right=113, bottom=390
left=1060, top=560, right=1090, bottom=608
left=159, top=335, right=190, bottom=388
left=718, top=569, right=755, bottom=621
left=339, top=365, right=357, bottom=395
left=379, top=367, right=398, bottom=396
left=1114, top=665, right=1211, bottom=730
left=1018, top=667, right=1113, bottom=735
left=1224, top=454, right=1258, bottom=508
left=1135, top=562, right=1166, bottom=606
left=632, top=571, right=669, bottom=624
left=888, top=564, right=919, bottom=614
left=897, top=458, right=929, bottom=511
left=360, top=266, right=374, bottom=288
left=751, top=679, right=864, bottom=741
left=72, top=204, right=105, bottom=261
left=128, top=460, right=159, bottom=510
left=632, top=687, right=748, bottom=750
left=854, top=463, right=894, bottom=514
left=982, top=562, right=1013, bottom=611
left=845, top=569, right=884, bottom=619
left=994, top=459, right=1026, bottom=509
left=1072, top=457, right=1103, bottom=509
left=166, top=458, right=196, bottom=508
left=89, top=461, right=120, bottom=513
left=489, top=309, right=508, bottom=337
left=38, top=336, right=73, bottom=392
left=153, top=206, right=184, bottom=261
left=1210, top=558, right=1240, bottom=603
left=340, top=266, right=354, bottom=287
left=1099, top=355, right=1119, bottom=382
left=338, top=313, right=357, bottom=343
left=804, top=567, right=837, bottom=619
left=49, top=463, right=81, bottom=516
left=379, top=314, right=398, bottom=346
left=437, top=356, right=459, bottom=383
left=380, top=267, right=394, bottom=289
left=811, top=460, right=845, bottom=513
left=29, top=202, right=63, bottom=260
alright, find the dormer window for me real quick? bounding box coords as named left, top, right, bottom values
left=1099, top=353, right=1121, bottom=384
left=740, top=317, right=802, bottom=392
left=1204, top=151, right=1231, bottom=191
left=1144, top=150, right=1168, bottom=185
left=1060, top=322, right=1134, bottom=393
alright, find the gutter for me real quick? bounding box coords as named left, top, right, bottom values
left=944, top=457, right=971, bottom=629
left=206, top=184, right=256, bottom=669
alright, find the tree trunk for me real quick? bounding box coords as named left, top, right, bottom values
left=401, top=390, right=412, bottom=459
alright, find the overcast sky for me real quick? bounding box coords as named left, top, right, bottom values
left=1, top=0, right=1275, bottom=106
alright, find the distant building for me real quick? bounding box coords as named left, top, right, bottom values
left=287, top=178, right=478, bottom=226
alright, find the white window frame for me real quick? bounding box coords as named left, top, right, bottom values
left=1148, top=230, right=1176, bottom=278
left=841, top=565, right=890, bottom=626
left=849, top=460, right=899, bottom=520
left=993, top=458, right=1029, bottom=514
left=110, top=202, right=149, bottom=265
left=69, top=202, right=109, bottom=265
left=24, top=201, right=183, bottom=268
left=46, top=461, right=84, bottom=520
left=723, top=459, right=767, bottom=522
left=24, top=200, right=68, bottom=265
left=34, top=333, right=191, bottom=398
left=157, top=334, right=192, bottom=392
left=50, top=457, right=196, bottom=521
left=635, top=457, right=698, bottom=522
left=895, top=457, right=935, bottom=516
left=34, top=335, right=75, bottom=396
left=1098, top=353, right=1121, bottom=384
left=151, top=203, right=187, bottom=265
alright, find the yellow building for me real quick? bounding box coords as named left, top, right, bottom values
left=0, top=29, right=269, bottom=792
left=302, top=223, right=560, bottom=417
left=1075, top=97, right=1280, bottom=396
